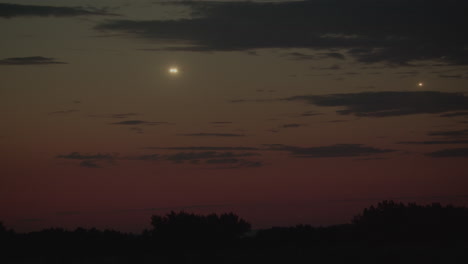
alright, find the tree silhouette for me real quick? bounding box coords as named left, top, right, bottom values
left=150, top=211, right=251, bottom=247
left=2, top=202, right=468, bottom=264
left=352, top=200, right=468, bottom=244
left=0, top=221, right=14, bottom=240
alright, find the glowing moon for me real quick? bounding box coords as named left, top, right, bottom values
left=418, top=82, right=424, bottom=87
left=169, top=67, right=179, bottom=74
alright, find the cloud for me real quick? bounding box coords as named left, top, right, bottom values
left=428, top=129, right=468, bottom=137
left=312, top=64, right=341, bottom=71
left=56, top=152, right=116, bottom=168
left=126, top=154, right=160, bottom=161
left=57, top=153, right=114, bottom=168
left=264, top=143, right=394, bottom=158
left=127, top=150, right=260, bottom=164
left=164, top=151, right=258, bottom=163
left=56, top=150, right=262, bottom=169
left=48, top=109, right=79, bottom=115
left=95, top=0, right=468, bottom=66
left=146, top=146, right=259, bottom=151
left=179, top=133, right=245, bottom=137
left=0, top=3, right=114, bottom=18
left=205, top=158, right=241, bottom=164
left=439, top=74, right=463, bottom=79
left=205, top=158, right=263, bottom=169
left=284, top=52, right=316, bottom=61
left=88, top=113, right=140, bottom=119
left=283, top=91, right=468, bottom=117
left=0, top=56, right=67, bottom=65
left=57, top=152, right=115, bottom=160
left=111, top=120, right=168, bottom=125
left=323, top=52, right=346, bottom=60
left=300, top=111, right=322, bottom=117
left=439, top=112, right=468, bottom=117
left=354, top=157, right=388, bottom=161
left=228, top=98, right=272, bottom=103
left=326, top=120, right=348, bottom=123
left=426, top=148, right=468, bottom=158
left=281, top=123, right=305, bottom=128
left=398, top=140, right=468, bottom=145
left=111, top=113, right=139, bottom=119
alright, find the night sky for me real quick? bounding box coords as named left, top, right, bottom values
left=1, top=0, right=468, bottom=233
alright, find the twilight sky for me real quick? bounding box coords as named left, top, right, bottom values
left=1, top=0, right=468, bottom=232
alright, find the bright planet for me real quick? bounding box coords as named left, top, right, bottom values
left=169, top=67, right=179, bottom=74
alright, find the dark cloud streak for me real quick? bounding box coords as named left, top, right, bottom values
left=57, top=152, right=116, bottom=160
left=96, top=0, right=468, bottom=66
left=48, top=110, right=79, bottom=115
left=283, top=91, right=468, bottom=117
left=439, top=112, right=468, bottom=117
left=426, top=148, right=468, bottom=158
left=0, top=3, right=114, bottom=18
left=179, top=133, right=245, bottom=137
left=281, top=123, right=305, bottom=128
left=165, top=151, right=258, bottom=163
left=398, top=140, right=468, bottom=145
left=0, top=56, right=67, bottom=65
left=264, top=143, right=394, bottom=158
left=146, top=146, right=259, bottom=151
left=428, top=129, right=468, bottom=137
left=112, top=113, right=139, bottom=119
left=111, top=120, right=168, bottom=125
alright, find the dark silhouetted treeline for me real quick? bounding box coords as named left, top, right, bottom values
left=149, top=211, right=250, bottom=246
left=1, top=201, right=468, bottom=264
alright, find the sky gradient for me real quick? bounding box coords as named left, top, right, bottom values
left=1, top=0, right=468, bottom=232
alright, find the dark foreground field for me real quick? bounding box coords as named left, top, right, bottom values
left=2, top=201, right=468, bottom=264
